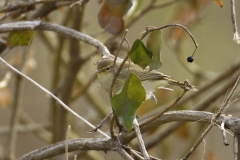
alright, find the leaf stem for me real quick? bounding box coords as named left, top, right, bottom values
left=139, top=24, right=198, bottom=58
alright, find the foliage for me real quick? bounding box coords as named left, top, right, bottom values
left=111, top=73, right=145, bottom=132
left=0, top=0, right=239, bottom=160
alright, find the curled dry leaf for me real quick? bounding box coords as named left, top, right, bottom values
left=213, top=0, right=223, bottom=7
left=98, top=0, right=132, bottom=35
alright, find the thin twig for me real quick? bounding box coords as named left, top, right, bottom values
left=88, top=112, right=113, bottom=133
left=7, top=47, right=29, bottom=160
left=7, top=74, right=22, bottom=160
left=112, top=29, right=129, bottom=67
left=234, top=133, right=239, bottom=160
left=131, top=150, right=161, bottom=160
left=116, top=148, right=134, bottom=160
left=130, top=150, right=144, bottom=160
left=109, top=31, right=130, bottom=136
left=230, top=0, right=240, bottom=44
left=109, top=55, right=129, bottom=136
left=221, top=121, right=229, bottom=146
left=0, top=57, right=110, bottom=138
left=141, top=58, right=240, bottom=120
left=126, top=0, right=182, bottom=29
left=70, top=0, right=89, bottom=9
left=140, top=24, right=198, bottom=57
left=125, top=0, right=155, bottom=29
left=140, top=86, right=188, bottom=127
left=109, top=30, right=129, bottom=98
left=192, top=70, right=240, bottom=111
left=110, top=114, right=116, bottom=138
left=0, top=0, right=76, bottom=13
left=181, top=76, right=240, bottom=160
left=133, top=119, right=150, bottom=160
left=0, top=0, right=43, bottom=13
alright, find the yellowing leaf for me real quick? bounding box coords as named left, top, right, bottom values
left=7, top=30, right=33, bottom=47
left=111, top=73, right=145, bottom=132
left=146, top=30, right=162, bottom=71
left=128, top=39, right=152, bottom=69
left=213, top=0, right=223, bottom=7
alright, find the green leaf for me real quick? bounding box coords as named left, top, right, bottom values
left=128, top=39, right=152, bottom=69
left=111, top=73, right=146, bottom=132
left=146, top=30, right=162, bottom=71
left=7, top=30, right=34, bottom=47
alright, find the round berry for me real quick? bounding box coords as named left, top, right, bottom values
left=187, top=56, right=194, bottom=63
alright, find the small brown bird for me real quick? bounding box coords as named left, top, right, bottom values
left=96, top=57, right=197, bottom=102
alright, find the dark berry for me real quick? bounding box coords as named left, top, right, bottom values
left=187, top=56, right=194, bottom=63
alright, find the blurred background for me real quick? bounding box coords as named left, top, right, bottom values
left=0, top=0, right=240, bottom=159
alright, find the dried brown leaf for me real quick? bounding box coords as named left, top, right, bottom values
left=213, top=0, right=223, bottom=7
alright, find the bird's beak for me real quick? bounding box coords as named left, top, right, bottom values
left=95, top=69, right=101, bottom=74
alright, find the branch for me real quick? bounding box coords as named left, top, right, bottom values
left=140, top=87, right=188, bottom=127
left=0, top=21, right=111, bottom=57
left=140, top=24, right=198, bottom=57
left=6, top=74, right=22, bottom=160
left=0, top=56, right=109, bottom=138
left=0, top=0, right=44, bottom=13
left=230, top=0, right=240, bottom=44
left=19, top=110, right=240, bottom=160
left=133, top=119, right=150, bottom=160
left=141, top=58, right=240, bottom=120
left=181, top=76, right=240, bottom=160
left=234, top=133, right=239, bottom=160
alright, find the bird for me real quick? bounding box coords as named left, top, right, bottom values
left=96, top=57, right=197, bottom=103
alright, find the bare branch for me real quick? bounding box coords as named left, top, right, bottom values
left=0, top=57, right=110, bottom=138
left=0, top=21, right=111, bottom=57
left=140, top=24, right=198, bottom=58
left=230, top=0, right=240, bottom=44
left=140, top=86, right=188, bottom=127
left=133, top=119, right=150, bottom=160
left=116, top=148, right=134, bottom=160
left=141, top=59, right=240, bottom=120
left=181, top=76, right=240, bottom=160
left=221, top=121, right=229, bottom=146
left=234, top=133, right=239, bottom=160
left=19, top=110, right=240, bottom=160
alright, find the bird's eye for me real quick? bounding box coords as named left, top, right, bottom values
left=106, top=67, right=110, bottom=71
